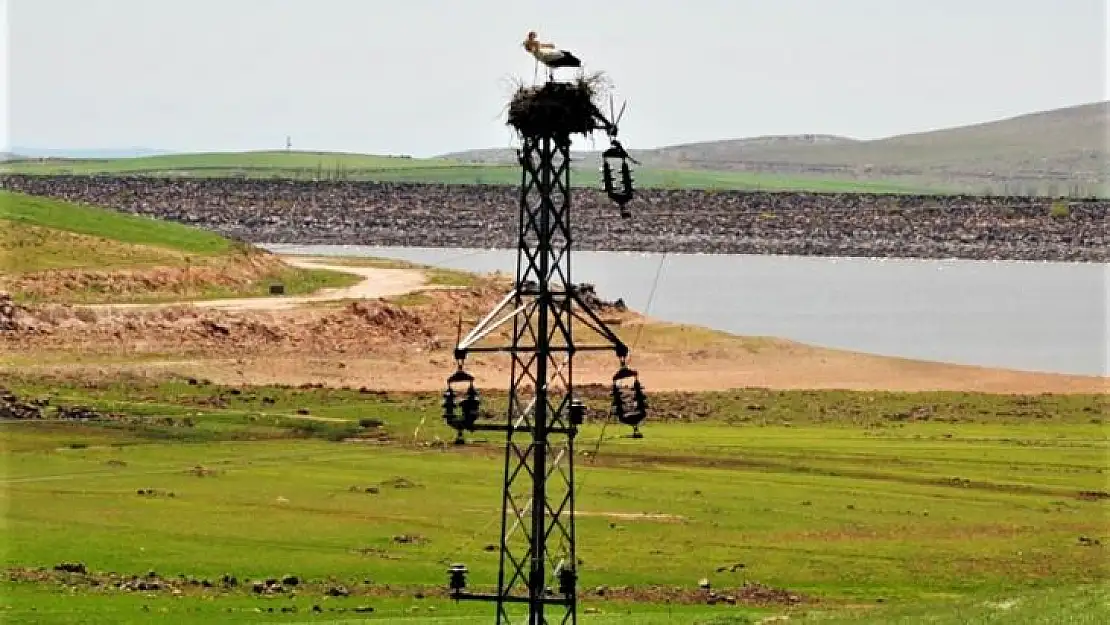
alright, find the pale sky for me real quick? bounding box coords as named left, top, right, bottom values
left=4, top=0, right=1108, bottom=156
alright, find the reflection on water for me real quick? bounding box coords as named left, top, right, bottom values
left=266, top=244, right=1109, bottom=377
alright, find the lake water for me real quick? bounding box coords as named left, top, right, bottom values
left=266, top=244, right=1109, bottom=377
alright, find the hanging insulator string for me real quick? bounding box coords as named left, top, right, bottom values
left=586, top=250, right=668, bottom=459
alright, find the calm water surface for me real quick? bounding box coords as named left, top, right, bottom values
left=266, top=244, right=1109, bottom=377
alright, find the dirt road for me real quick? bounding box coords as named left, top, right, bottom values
left=85, top=257, right=438, bottom=312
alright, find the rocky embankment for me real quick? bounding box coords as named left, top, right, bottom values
left=2, top=175, right=1106, bottom=262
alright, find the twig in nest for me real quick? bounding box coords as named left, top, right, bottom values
left=506, top=72, right=610, bottom=138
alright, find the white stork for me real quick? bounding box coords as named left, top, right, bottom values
left=523, top=31, right=581, bottom=79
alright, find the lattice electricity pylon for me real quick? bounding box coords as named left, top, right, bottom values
left=441, top=106, right=647, bottom=624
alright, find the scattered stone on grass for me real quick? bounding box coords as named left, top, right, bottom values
left=392, top=534, right=426, bottom=545
left=0, top=387, right=45, bottom=420
left=351, top=547, right=400, bottom=560
left=348, top=485, right=380, bottom=494
left=705, top=591, right=737, bottom=605
left=1, top=387, right=194, bottom=427
left=187, top=465, right=219, bottom=477
left=1077, top=490, right=1110, bottom=501
left=135, top=489, right=175, bottom=498
left=6, top=565, right=810, bottom=607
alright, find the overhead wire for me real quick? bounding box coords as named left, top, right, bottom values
left=632, top=252, right=669, bottom=358
left=580, top=249, right=667, bottom=486
left=542, top=251, right=670, bottom=566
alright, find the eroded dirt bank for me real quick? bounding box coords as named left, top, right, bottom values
left=2, top=283, right=1105, bottom=395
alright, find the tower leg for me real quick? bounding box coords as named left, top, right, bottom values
left=492, top=134, right=578, bottom=625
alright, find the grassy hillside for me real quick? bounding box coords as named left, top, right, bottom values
left=0, top=190, right=357, bottom=302
left=1, top=189, right=232, bottom=256
left=1, top=375, right=1107, bottom=623
left=2, top=150, right=939, bottom=194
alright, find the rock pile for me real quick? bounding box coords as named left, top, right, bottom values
left=576, top=283, right=627, bottom=312
left=0, top=387, right=46, bottom=420
left=582, top=580, right=808, bottom=606
left=0, top=293, right=16, bottom=331
left=2, top=175, right=1105, bottom=262
left=0, top=387, right=194, bottom=427
left=731, top=581, right=805, bottom=606
left=7, top=562, right=810, bottom=610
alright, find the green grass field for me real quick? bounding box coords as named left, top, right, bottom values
left=1, top=375, right=1106, bottom=623
left=2, top=150, right=939, bottom=193
left=0, top=190, right=359, bottom=303
left=0, top=190, right=232, bottom=256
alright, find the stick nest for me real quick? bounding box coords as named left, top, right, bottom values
left=507, top=73, right=610, bottom=138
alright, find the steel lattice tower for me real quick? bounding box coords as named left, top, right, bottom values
left=441, top=78, right=645, bottom=625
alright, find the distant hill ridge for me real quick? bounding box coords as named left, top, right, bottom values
left=442, top=101, right=1108, bottom=195
left=436, top=135, right=857, bottom=165
left=8, top=101, right=1106, bottom=196
left=652, top=133, right=858, bottom=150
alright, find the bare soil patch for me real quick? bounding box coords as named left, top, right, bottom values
left=1, top=267, right=1105, bottom=394
left=576, top=511, right=688, bottom=523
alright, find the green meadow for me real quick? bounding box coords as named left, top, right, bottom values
left=3, top=150, right=937, bottom=193
left=1, top=375, right=1106, bottom=623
